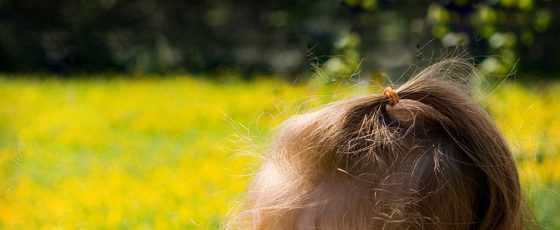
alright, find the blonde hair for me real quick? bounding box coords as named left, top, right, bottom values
left=227, top=59, right=531, bottom=229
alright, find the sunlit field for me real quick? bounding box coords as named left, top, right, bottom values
left=0, top=76, right=559, bottom=229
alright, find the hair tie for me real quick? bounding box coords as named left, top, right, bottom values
left=383, top=87, right=400, bottom=106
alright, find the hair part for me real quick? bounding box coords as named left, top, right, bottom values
left=226, top=58, right=532, bottom=229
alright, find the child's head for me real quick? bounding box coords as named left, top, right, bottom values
left=229, top=59, right=528, bottom=229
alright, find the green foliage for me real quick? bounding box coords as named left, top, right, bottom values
left=0, top=0, right=557, bottom=76
left=321, top=32, right=362, bottom=81
left=344, top=0, right=377, bottom=11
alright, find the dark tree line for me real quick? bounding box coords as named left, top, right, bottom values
left=0, top=0, right=557, bottom=77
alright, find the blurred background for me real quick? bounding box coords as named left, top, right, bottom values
left=0, top=0, right=558, bottom=77
left=0, top=0, right=559, bottom=229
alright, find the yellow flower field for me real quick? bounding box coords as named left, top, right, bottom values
left=0, top=76, right=559, bottom=229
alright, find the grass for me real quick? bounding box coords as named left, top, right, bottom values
left=0, top=75, right=559, bottom=229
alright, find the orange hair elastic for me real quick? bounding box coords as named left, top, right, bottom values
left=383, top=87, right=400, bottom=106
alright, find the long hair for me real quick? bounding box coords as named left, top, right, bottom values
left=226, top=58, right=531, bottom=229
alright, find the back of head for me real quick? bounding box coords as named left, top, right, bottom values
left=227, top=58, right=527, bottom=229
